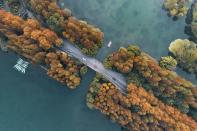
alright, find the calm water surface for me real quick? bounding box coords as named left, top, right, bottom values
left=0, top=0, right=196, bottom=131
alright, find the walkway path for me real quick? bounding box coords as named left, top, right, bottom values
left=60, top=41, right=127, bottom=93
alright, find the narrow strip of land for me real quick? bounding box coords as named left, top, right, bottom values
left=5, top=0, right=128, bottom=93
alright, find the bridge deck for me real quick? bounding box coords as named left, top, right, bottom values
left=60, top=41, right=127, bottom=94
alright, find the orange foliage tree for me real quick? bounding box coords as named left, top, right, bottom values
left=87, top=79, right=197, bottom=130
left=0, top=9, right=82, bottom=89
left=104, top=45, right=197, bottom=121
left=26, top=0, right=104, bottom=56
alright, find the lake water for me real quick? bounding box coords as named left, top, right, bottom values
left=0, top=0, right=196, bottom=131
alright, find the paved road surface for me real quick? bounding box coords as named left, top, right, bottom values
left=60, top=41, right=127, bottom=94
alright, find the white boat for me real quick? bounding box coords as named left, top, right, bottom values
left=82, top=58, right=87, bottom=61
left=107, top=41, right=112, bottom=47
